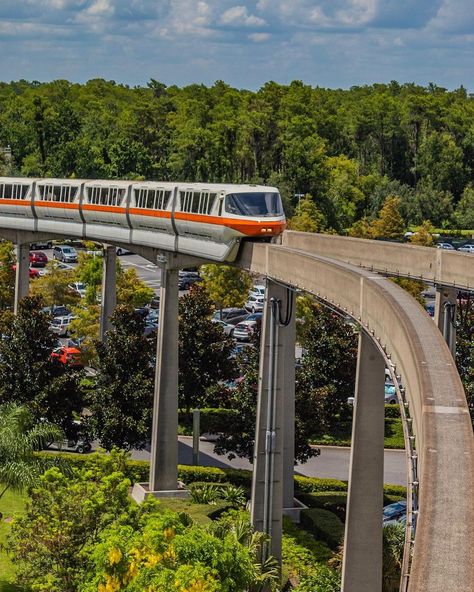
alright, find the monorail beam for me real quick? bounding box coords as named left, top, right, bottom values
left=14, top=243, right=30, bottom=314
left=149, top=266, right=179, bottom=492
left=99, top=246, right=117, bottom=341
left=341, top=330, right=385, bottom=592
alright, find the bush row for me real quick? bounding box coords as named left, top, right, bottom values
left=300, top=508, right=345, bottom=550
left=36, top=451, right=407, bottom=498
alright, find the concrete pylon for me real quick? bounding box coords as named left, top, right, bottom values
left=434, top=286, right=457, bottom=358
left=149, top=267, right=179, bottom=492
left=14, top=243, right=30, bottom=314
left=282, top=294, right=296, bottom=512
left=341, top=330, right=385, bottom=592
left=99, top=246, right=117, bottom=341
left=251, top=279, right=294, bottom=563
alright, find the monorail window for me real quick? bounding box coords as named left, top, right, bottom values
left=225, top=192, right=282, bottom=217
left=179, top=190, right=216, bottom=215
left=38, top=184, right=77, bottom=202
left=0, top=184, right=29, bottom=199
left=134, top=188, right=171, bottom=210
left=87, top=186, right=126, bottom=207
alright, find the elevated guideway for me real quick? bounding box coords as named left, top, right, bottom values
left=238, top=241, right=474, bottom=592
left=282, top=230, right=474, bottom=291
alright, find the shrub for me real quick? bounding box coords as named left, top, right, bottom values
left=189, top=483, right=222, bottom=504
left=300, top=508, right=345, bottom=550
left=295, top=476, right=348, bottom=493
left=384, top=405, right=401, bottom=418
left=296, top=566, right=341, bottom=592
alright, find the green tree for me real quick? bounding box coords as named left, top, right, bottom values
left=69, top=304, right=100, bottom=366
left=409, top=220, right=435, bottom=246
left=117, top=266, right=154, bottom=308
left=325, top=155, right=365, bottom=230
left=370, top=196, right=405, bottom=239
left=289, top=194, right=326, bottom=232
left=30, top=260, right=80, bottom=308
left=75, top=252, right=103, bottom=304
left=0, top=240, right=15, bottom=310
left=179, top=284, right=236, bottom=411
left=200, top=265, right=252, bottom=316
left=453, top=185, right=474, bottom=229
left=88, top=306, right=154, bottom=450
left=8, top=459, right=133, bottom=592
left=0, top=296, right=84, bottom=433
left=0, top=403, right=63, bottom=500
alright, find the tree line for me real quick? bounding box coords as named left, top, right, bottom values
left=0, top=78, right=474, bottom=230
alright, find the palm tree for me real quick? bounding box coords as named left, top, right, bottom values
left=0, top=403, right=65, bottom=500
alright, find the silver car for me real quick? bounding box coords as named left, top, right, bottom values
left=457, top=244, right=474, bottom=254
left=53, top=245, right=78, bottom=263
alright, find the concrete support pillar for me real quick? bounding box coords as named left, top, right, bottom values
left=434, top=286, right=457, bottom=358
left=341, top=330, right=385, bottom=592
left=14, top=243, right=30, bottom=314
left=99, top=246, right=117, bottom=341
left=149, top=267, right=179, bottom=492
left=282, top=298, right=296, bottom=511
left=251, top=279, right=293, bottom=562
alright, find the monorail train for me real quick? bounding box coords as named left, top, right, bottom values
left=0, top=177, right=286, bottom=261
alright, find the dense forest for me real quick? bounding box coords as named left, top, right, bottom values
left=0, top=78, right=474, bottom=231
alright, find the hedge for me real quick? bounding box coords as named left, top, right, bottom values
left=36, top=452, right=406, bottom=497
left=179, top=408, right=240, bottom=434
left=300, top=508, right=345, bottom=550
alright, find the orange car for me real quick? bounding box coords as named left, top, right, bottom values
left=51, top=346, right=83, bottom=368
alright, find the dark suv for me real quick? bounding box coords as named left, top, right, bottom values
left=212, top=308, right=249, bottom=325
left=178, top=271, right=202, bottom=290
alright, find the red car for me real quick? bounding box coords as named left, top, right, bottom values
left=51, top=346, right=84, bottom=368
left=12, top=265, right=40, bottom=278
left=29, top=251, right=48, bottom=267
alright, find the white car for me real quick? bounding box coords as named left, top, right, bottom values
left=457, top=244, right=474, bottom=254
left=50, top=315, right=76, bottom=337
left=436, top=243, right=454, bottom=250
left=245, top=294, right=265, bottom=313
left=211, top=318, right=235, bottom=336
left=68, top=282, right=87, bottom=298
left=249, top=284, right=266, bottom=297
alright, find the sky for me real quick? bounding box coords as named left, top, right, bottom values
left=0, top=0, right=473, bottom=90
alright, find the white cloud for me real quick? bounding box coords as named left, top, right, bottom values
left=220, top=5, right=266, bottom=27
left=248, top=32, right=270, bottom=42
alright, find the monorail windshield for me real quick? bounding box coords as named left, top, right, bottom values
left=225, top=192, right=282, bottom=217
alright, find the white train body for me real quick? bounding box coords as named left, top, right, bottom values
left=0, top=177, right=286, bottom=261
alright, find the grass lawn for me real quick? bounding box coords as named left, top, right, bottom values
left=0, top=487, right=27, bottom=592
left=310, top=417, right=405, bottom=449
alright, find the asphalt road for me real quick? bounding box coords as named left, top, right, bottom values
left=131, top=437, right=407, bottom=486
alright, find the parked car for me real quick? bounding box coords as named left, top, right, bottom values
left=233, top=313, right=263, bottom=341
left=12, top=264, right=40, bottom=278
left=68, top=282, right=87, bottom=298
left=457, top=244, right=474, bottom=254
left=29, top=250, right=48, bottom=267
left=30, top=240, right=53, bottom=250
left=43, top=305, right=71, bottom=318
left=425, top=301, right=435, bottom=318
left=144, top=321, right=158, bottom=336
left=178, top=271, right=202, bottom=290
left=50, top=315, right=75, bottom=337
left=51, top=346, right=83, bottom=368
left=244, top=294, right=265, bottom=313
left=384, top=382, right=398, bottom=404
left=149, top=295, right=160, bottom=309
left=116, top=246, right=132, bottom=256
left=383, top=500, right=407, bottom=524
left=211, top=318, right=235, bottom=336
left=212, top=308, right=249, bottom=325
left=249, top=284, right=266, bottom=297
left=436, top=242, right=455, bottom=250
left=52, top=245, right=78, bottom=263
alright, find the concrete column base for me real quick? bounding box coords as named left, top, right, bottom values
left=282, top=498, right=308, bottom=523
left=131, top=482, right=190, bottom=504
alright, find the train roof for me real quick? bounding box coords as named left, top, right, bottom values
left=0, top=177, right=278, bottom=193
